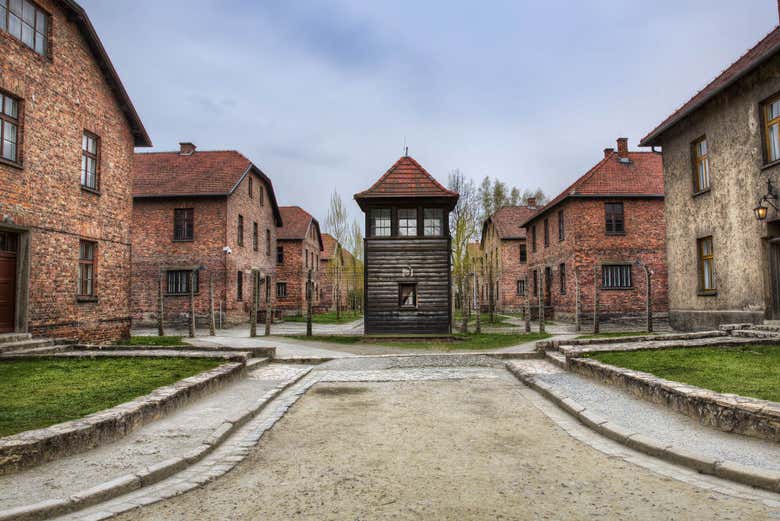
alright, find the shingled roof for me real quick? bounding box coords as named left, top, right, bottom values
left=321, top=233, right=339, bottom=260
left=354, top=155, right=459, bottom=210
left=58, top=0, right=151, bottom=146
left=482, top=206, right=538, bottom=241
left=132, top=148, right=282, bottom=225
left=278, top=206, right=324, bottom=251
left=521, top=141, right=663, bottom=227
left=641, top=26, right=780, bottom=146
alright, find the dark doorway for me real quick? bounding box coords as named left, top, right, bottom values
left=0, top=231, right=18, bottom=333
left=544, top=267, right=552, bottom=306
left=769, top=241, right=780, bottom=320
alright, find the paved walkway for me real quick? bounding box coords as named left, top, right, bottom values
left=0, top=363, right=311, bottom=512
left=510, top=359, right=780, bottom=473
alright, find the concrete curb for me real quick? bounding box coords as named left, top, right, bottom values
left=505, top=362, right=780, bottom=495
left=0, top=357, right=248, bottom=476
left=0, top=366, right=313, bottom=521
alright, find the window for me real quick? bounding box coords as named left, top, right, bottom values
left=602, top=265, right=632, bottom=289
left=237, top=271, right=243, bottom=301
left=516, top=279, right=526, bottom=296
left=252, top=222, right=258, bottom=251
left=398, top=208, right=417, bottom=236
left=277, top=245, right=284, bottom=263
left=1, top=0, right=49, bottom=56
left=276, top=282, right=287, bottom=298
left=78, top=240, right=96, bottom=297
left=764, top=95, right=780, bottom=163
left=0, top=231, right=17, bottom=253
left=399, top=283, right=417, bottom=308
left=558, top=210, right=564, bottom=241
left=259, top=186, right=264, bottom=206
left=237, top=215, right=244, bottom=246
left=559, top=263, right=566, bottom=294
left=305, top=248, right=309, bottom=268
left=0, top=93, right=20, bottom=163
left=531, top=225, right=537, bottom=252
left=80, top=132, right=100, bottom=190
left=543, top=218, right=549, bottom=247
left=173, top=208, right=194, bottom=241
left=423, top=208, right=443, bottom=236
left=370, top=208, right=391, bottom=237
left=605, top=203, right=624, bottom=234
left=248, top=176, right=253, bottom=197
left=166, top=270, right=198, bottom=295
left=692, top=136, right=710, bottom=192
left=519, top=242, right=527, bottom=263
left=265, top=229, right=271, bottom=256
left=698, top=236, right=716, bottom=292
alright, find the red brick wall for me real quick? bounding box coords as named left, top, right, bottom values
left=526, top=198, right=669, bottom=324
left=276, top=226, right=322, bottom=315
left=0, top=0, right=137, bottom=342
left=131, top=172, right=278, bottom=326
left=479, top=222, right=530, bottom=312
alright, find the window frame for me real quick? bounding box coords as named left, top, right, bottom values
left=398, top=282, right=418, bottom=309
left=543, top=217, right=549, bottom=247
left=258, top=185, right=264, bottom=206
left=248, top=176, right=253, bottom=198
left=77, top=239, right=97, bottom=299
left=173, top=208, right=194, bottom=242
left=531, top=225, right=537, bottom=252
left=605, top=202, right=625, bottom=235
left=558, top=210, right=564, bottom=241
left=762, top=93, right=780, bottom=165
left=276, top=245, right=284, bottom=263
left=519, top=242, right=527, bottom=264
left=601, top=264, right=632, bottom=290
left=397, top=208, right=418, bottom=237
left=0, top=91, right=22, bottom=167
left=516, top=279, right=525, bottom=296
left=369, top=208, right=391, bottom=237
left=423, top=208, right=443, bottom=236
left=691, top=135, right=711, bottom=194
left=236, top=270, right=243, bottom=301
left=237, top=215, right=244, bottom=247
left=165, top=270, right=199, bottom=296
left=265, top=229, right=271, bottom=256
left=0, top=0, right=50, bottom=58
left=276, top=282, right=287, bottom=298
left=697, top=236, right=716, bottom=294
left=252, top=222, right=258, bottom=251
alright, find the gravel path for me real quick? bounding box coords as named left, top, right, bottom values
left=0, top=363, right=310, bottom=510
left=113, top=377, right=776, bottom=521
left=523, top=360, right=780, bottom=472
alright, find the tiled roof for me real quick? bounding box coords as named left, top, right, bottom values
left=59, top=1, right=151, bottom=146
left=321, top=233, right=338, bottom=260
left=641, top=26, right=780, bottom=146
left=521, top=145, right=663, bottom=227
left=484, top=206, right=538, bottom=240
left=132, top=149, right=282, bottom=225
left=278, top=206, right=324, bottom=251
left=354, top=156, right=459, bottom=206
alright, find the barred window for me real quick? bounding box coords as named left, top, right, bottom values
left=0, top=93, right=20, bottom=163
left=516, top=279, right=526, bottom=296
left=78, top=240, right=96, bottom=296
left=277, top=282, right=287, bottom=298
left=1, top=0, right=49, bottom=56
left=173, top=208, right=194, bottom=241
left=602, top=264, right=631, bottom=289
left=167, top=270, right=198, bottom=295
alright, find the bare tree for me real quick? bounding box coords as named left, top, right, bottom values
left=325, top=191, right=349, bottom=319
left=448, top=170, right=480, bottom=333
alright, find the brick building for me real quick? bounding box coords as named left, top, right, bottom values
left=478, top=203, right=538, bottom=312
left=0, top=0, right=151, bottom=341
left=640, top=24, right=780, bottom=330
left=522, top=139, right=669, bottom=328
left=319, top=233, right=359, bottom=311
left=276, top=206, right=323, bottom=316
left=131, top=144, right=282, bottom=327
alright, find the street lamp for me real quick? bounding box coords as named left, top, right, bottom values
left=754, top=179, right=778, bottom=221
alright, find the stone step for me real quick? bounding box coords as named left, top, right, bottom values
left=749, top=324, right=780, bottom=333
left=544, top=350, right=567, bottom=369
left=0, top=332, right=32, bottom=345
left=0, top=338, right=57, bottom=354
left=246, top=357, right=270, bottom=370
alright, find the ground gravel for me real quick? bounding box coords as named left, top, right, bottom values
left=116, top=378, right=777, bottom=521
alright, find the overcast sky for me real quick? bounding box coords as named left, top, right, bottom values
left=82, top=0, right=777, bottom=226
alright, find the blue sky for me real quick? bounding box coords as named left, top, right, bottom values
left=83, top=0, right=777, bottom=225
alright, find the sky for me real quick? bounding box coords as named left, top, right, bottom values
left=82, top=0, right=778, bottom=227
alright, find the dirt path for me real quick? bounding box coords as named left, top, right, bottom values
left=116, top=378, right=776, bottom=520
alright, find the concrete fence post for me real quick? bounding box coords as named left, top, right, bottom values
left=250, top=271, right=258, bottom=338
left=306, top=269, right=313, bottom=337
left=593, top=264, right=600, bottom=335
left=475, top=271, right=481, bottom=334
left=188, top=270, right=196, bottom=338
left=524, top=276, right=531, bottom=333
left=574, top=269, right=581, bottom=332
left=157, top=270, right=164, bottom=337
left=538, top=268, right=545, bottom=334
left=209, top=273, right=216, bottom=336
left=645, top=265, right=653, bottom=333
left=265, top=275, right=272, bottom=336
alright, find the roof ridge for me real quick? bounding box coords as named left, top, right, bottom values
left=355, top=155, right=458, bottom=198
left=135, top=149, right=245, bottom=155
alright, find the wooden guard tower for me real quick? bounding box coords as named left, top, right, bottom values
left=355, top=155, right=459, bottom=335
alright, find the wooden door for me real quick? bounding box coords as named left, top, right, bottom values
left=0, top=232, right=17, bottom=333
left=770, top=243, right=780, bottom=320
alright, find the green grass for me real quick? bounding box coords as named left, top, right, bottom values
left=577, top=331, right=652, bottom=340
left=288, top=332, right=550, bottom=350
left=125, top=336, right=186, bottom=346
left=589, top=345, right=780, bottom=402
left=285, top=311, right=363, bottom=324
left=0, top=357, right=222, bottom=437
left=454, top=312, right=512, bottom=326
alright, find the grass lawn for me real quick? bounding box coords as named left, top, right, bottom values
left=288, top=332, right=550, bottom=350
left=0, top=357, right=222, bottom=437
left=285, top=311, right=363, bottom=324
left=125, top=336, right=187, bottom=346
left=454, top=312, right=512, bottom=327
left=577, top=331, right=653, bottom=340
left=589, top=345, right=780, bottom=402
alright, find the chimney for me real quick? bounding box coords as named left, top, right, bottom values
left=603, top=147, right=614, bottom=158
left=527, top=197, right=537, bottom=208
left=179, top=142, right=196, bottom=155
left=616, top=138, right=629, bottom=159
